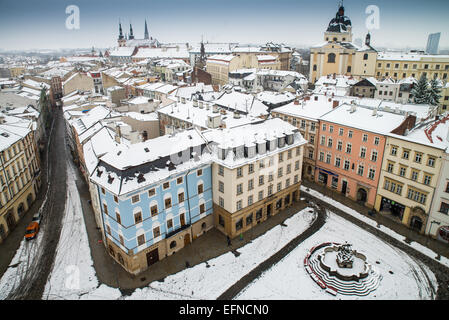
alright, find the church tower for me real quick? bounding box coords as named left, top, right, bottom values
left=129, top=23, right=135, bottom=40
left=144, top=20, right=149, bottom=40
left=118, top=22, right=126, bottom=47
left=324, top=4, right=352, bottom=43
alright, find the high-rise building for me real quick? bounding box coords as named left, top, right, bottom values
left=426, top=32, right=441, bottom=55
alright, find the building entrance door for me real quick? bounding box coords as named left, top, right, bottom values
left=184, top=233, right=191, bottom=246
left=341, top=181, right=347, bottom=195
left=267, top=204, right=272, bottom=218
left=146, top=248, right=159, bottom=267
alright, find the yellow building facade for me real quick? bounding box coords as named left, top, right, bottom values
left=375, top=135, right=443, bottom=233
left=0, top=126, right=41, bottom=243
left=375, top=53, right=449, bottom=82
left=309, top=5, right=377, bottom=83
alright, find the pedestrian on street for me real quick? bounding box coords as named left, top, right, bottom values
left=227, top=235, right=231, bottom=246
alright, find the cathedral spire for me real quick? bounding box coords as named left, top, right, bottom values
left=129, top=23, right=134, bottom=40
left=118, top=21, right=124, bottom=40
left=144, top=19, right=149, bottom=40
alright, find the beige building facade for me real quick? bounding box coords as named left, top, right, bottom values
left=375, top=135, right=443, bottom=233
left=0, top=121, right=41, bottom=243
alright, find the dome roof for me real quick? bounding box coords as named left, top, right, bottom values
left=326, top=6, right=352, bottom=33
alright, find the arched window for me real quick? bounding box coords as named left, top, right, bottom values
left=363, top=53, right=369, bottom=60
left=328, top=53, right=336, bottom=63
left=170, top=241, right=177, bottom=249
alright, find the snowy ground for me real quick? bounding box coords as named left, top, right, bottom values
left=0, top=225, right=46, bottom=300
left=300, top=186, right=449, bottom=269
left=42, top=162, right=317, bottom=300
left=3, top=168, right=443, bottom=300
left=235, top=211, right=437, bottom=300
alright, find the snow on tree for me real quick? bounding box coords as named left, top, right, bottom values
left=411, top=75, right=430, bottom=104
left=428, top=79, right=442, bottom=106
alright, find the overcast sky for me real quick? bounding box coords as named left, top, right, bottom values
left=0, top=0, right=448, bottom=51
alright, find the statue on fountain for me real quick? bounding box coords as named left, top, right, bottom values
left=336, top=242, right=354, bottom=268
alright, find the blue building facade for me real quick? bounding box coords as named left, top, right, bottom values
left=94, top=163, right=213, bottom=274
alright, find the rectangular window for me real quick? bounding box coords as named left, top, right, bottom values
left=360, top=147, right=366, bottom=158
left=197, top=169, right=203, bottom=176
left=348, top=131, right=353, bottom=138
left=287, top=150, right=292, bottom=159
left=258, top=190, right=264, bottom=201
left=167, top=219, right=173, bottom=229
left=339, top=128, right=344, bottom=136
left=362, top=134, right=368, bottom=142
left=439, top=202, right=449, bottom=215
left=148, top=188, right=155, bottom=197
left=335, top=157, right=341, bottom=168
left=236, top=218, right=243, bottom=231
left=165, top=197, right=172, bottom=209
left=219, top=197, right=224, bottom=207
left=277, top=182, right=282, bottom=192
left=137, top=234, right=145, bottom=246
left=344, top=160, right=350, bottom=171
left=411, top=170, right=419, bottom=181
left=287, top=164, right=292, bottom=174
left=200, top=203, right=206, bottom=214
left=320, top=136, right=325, bottom=146
left=178, top=192, right=185, bottom=203
left=246, top=214, right=253, bottom=226
left=278, top=153, right=284, bottom=163
left=248, top=195, right=253, bottom=206
left=357, top=165, right=364, bottom=176
left=259, top=175, right=264, bottom=186
left=368, top=169, right=375, bottom=180
left=248, top=163, right=254, bottom=174
left=402, top=150, right=410, bottom=160
left=278, top=167, right=283, bottom=178
left=177, top=177, right=183, bottom=184
left=134, top=211, right=142, bottom=224
left=423, top=175, right=432, bottom=186
left=163, top=182, right=170, bottom=190
left=346, top=143, right=352, bottom=154
left=248, top=179, right=254, bottom=191
left=428, top=157, right=436, bottom=167
left=326, top=154, right=331, bottom=164
left=103, top=203, right=108, bottom=215
left=236, top=200, right=242, bottom=211
left=198, top=183, right=204, bottom=194
left=153, top=227, right=161, bottom=238
left=132, top=194, right=140, bottom=204
left=391, top=146, right=398, bottom=156
left=116, top=212, right=121, bottom=224
left=328, top=138, right=333, bottom=148
left=218, top=165, right=224, bottom=176
left=237, top=183, right=243, bottom=195
left=151, top=204, right=158, bottom=217
left=400, top=167, right=406, bottom=177
left=237, top=167, right=243, bottom=178
left=387, top=163, right=394, bottom=173
left=337, top=141, right=342, bottom=151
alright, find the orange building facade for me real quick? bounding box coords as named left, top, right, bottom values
left=315, top=120, right=386, bottom=208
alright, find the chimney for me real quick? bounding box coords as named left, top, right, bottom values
left=332, top=100, right=339, bottom=109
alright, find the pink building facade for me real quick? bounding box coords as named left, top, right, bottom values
left=315, top=121, right=386, bottom=208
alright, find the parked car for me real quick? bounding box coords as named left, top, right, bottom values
left=25, top=213, right=41, bottom=240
